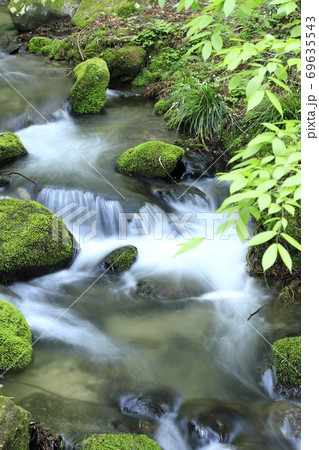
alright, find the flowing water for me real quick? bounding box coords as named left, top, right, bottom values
left=0, top=39, right=301, bottom=449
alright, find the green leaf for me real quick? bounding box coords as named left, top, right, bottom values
left=284, top=204, right=295, bottom=215
left=223, top=0, right=236, bottom=17
left=229, top=74, right=242, bottom=92
left=249, top=206, right=261, bottom=220
left=246, top=75, right=264, bottom=98
left=202, top=40, right=212, bottom=60
left=158, top=0, right=166, bottom=7
left=236, top=218, right=250, bottom=242
left=262, top=243, right=278, bottom=271
left=211, top=33, right=223, bottom=51
left=282, top=173, right=301, bottom=187
left=268, top=203, right=281, bottom=214
left=185, top=0, right=195, bottom=9
left=174, top=237, right=205, bottom=257
left=249, top=230, right=276, bottom=246
left=268, top=76, right=292, bottom=93
left=272, top=137, right=286, bottom=154
left=266, top=90, right=283, bottom=116
left=293, top=187, right=301, bottom=201
left=255, top=179, right=277, bottom=194
left=258, top=193, right=271, bottom=211
left=280, top=232, right=301, bottom=251
left=216, top=219, right=236, bottom=234
left=277, top=243, right=292, bottom=272
left=267, top=62, right=277, bottom=73
left=230, top=176, right=248, bottom=193
left=247, top=88, right=265, bottom=111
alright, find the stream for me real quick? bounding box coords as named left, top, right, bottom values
left=0, top=35, right=301, bottom=450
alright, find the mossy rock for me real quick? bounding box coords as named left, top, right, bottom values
left=8, top=0, right=79, bottom=32
left=0, top=198, right=77, bottom=284
left=0, top=298, right=32, bottom=370
left=0, top=132, right=27, bottom=168
left=117, top=141, right=185, bottom=179
left=100, top=245, right=137, bottom=273
left=82, top=433, right=161, bottom=449
left=70, top=57, right=110, bottom=114
left=154, top=98, right=170, bottom=115
left=272, top=336, right=301, bottom=388
left=102, top=46, right=146, bottom=83
left=116, top=2, right=141, bottom=18
left=28, top=36, right=52, bottom=53
left=71, top=0, right=144, bottom=28
left=0, top=396, right=31, bottom=449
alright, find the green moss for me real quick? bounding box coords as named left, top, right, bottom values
left=116, top=2, right=140, bottom=19
left=154, top=98, right=170, bottom=115
left=132, top=69, right=161, bottom=87
left=102, top=46, right=146, bottom=83
left=0, top=396, right=31, bottom=449
left=28, top=36, right=52, bottom=53
left=272, top=336, right=301, bottom=388
left=0, top=199, right=74, bottom=284
left=103, top=246, right=137, bottom=272
left=70, top=57, right=110, bottom=114
left=83, top=433, right=161, bottom=449
left=0, top=133, right=27, bottom=168
left=117, top=141, right=185, bottom=178
left=0, top=298, right=32, bottom=370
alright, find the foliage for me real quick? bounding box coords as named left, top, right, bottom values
left=165, top=78, right=230, bottom=142
left=160, top=0, right=301, bottom=272
left=132, top=20, right=179, bottom=51
left=272, top=336, right=301, bottom=387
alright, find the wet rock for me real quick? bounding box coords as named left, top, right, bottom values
left=70, top=57, right=110, bottom=114
left=0, top=396, right=31, bottom=449
left=0, top=175, right=10, bottom=188
left=136, top=275, right=207, bottom=301
left=178, top=399, right=243, bottom=448
left=29, top=422, right=64, bottom=450
left=0, top=198, right=78, bottom=284
left=265, top=400, right=301, bottom=440
left=117, top=141, right=185, bottom=179
left=82, top=433, right=161, bottom=450
left=0, top=132, right=27, bottom=168
left=99, top=245, right=137, bottom=273
left=145, top=182, right=209, bottom=206
left=119, top=389, right=178, bottom=420
left=8, top=0, right=79, bottom=32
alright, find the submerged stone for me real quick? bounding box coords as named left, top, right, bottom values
left=272, top=336, right=301, bottom=388
left=8, top=0, right=79, bottom=32
left=0, top=198, right=77, bottom=284
left=0, top=132, right=27, bottom=168
left=82, top=433, right=161, bottom=449
left=117, top=141, right=185, bottom=179
left=119, top=389, right=178, bottom=420
left=0, top=298, right=32, bottom=370
left=70, top=57, right=110, bottom=114
left=0, top=396, right=31, bottom=449
left=100, top=245, right=137, bottom=273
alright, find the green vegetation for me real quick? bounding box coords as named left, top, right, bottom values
left=272, top=336, right=301, bottom=388
left=0, top=199, right=74, bottom=284
left=103, top=246, right=137, bottom=272
left=28, top=36, right=52, bottom=53
left=82, top=433, right=161, bottom=449
left=0, top=132, right=27, bottom=168
left=102, top=46, right=146, bottom=83
left=115, top=2, right=141, bottom=19
left=117, top=141, right=185, bottom=178
left=162, top=0, right=301, bottom=274
left=70, top=57, right=110, bottom=114
left=0, top=396, right=31, bottom=449
left=29, top=37, right=63, bottom=59
left=154, top=98, right=170, bottom=115
left=0, top=298, right=32, bottom=370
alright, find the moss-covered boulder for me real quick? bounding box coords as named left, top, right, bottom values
left=102, top=46, right=146, bottom=83
left=0, top=298, right=32, bottom=370
left=71, top=0, right=143, bottom=28
left=28, top=37, right=63, bottom=59
left=0, top=396, right=31, bottom=449
left=8, top=0, right=79, bottom=32
left=272, top=336, right=301, bottom=388
left=70, top=57, right=110, bottom=114
left=0, top=133, right=27, bottom=168
left=82, top=433, right=161, bottom=449
left=100, top=245, right=137, bottom=273
left=117, top=141, right=185, bottom=179
left=0, top=198, right=77, bottom=284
